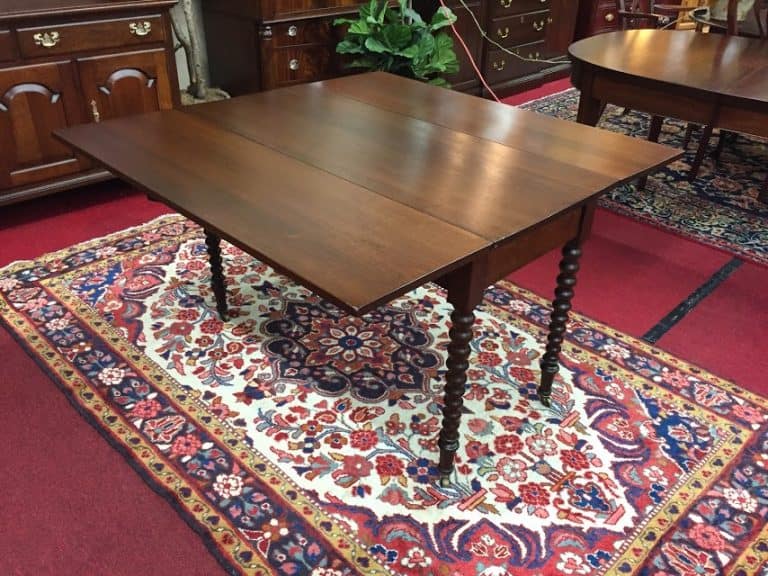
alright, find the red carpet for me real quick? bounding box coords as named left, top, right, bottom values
left=501, top=78, right=571, bottom=106
left=0, top=328, right=223, bottom=576
left=1, top=184, right=211, bottom=575
left=659, top=262, right=768, bottom=395
left=509, top=209, right=732, bottom=337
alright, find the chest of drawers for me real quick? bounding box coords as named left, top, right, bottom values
left=203, top=0, right=364, bottom=94
left=0, top=0, right=179, bottom=206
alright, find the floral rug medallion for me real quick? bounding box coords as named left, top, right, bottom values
left=523, top=89, right=768, bottom=267
left=1, top=215, right=767, bottom=576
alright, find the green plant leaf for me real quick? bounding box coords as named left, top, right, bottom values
left=348, top=19, right=372, bottom=35
left=365, top=36, right=391, bottom=54
left=429, top=7, right=458, bottom=31
left=429, top=32, right=459, bottom=73
left=402, top=7, right=426, bottom=26
left=333, top=1, right=459, bottom=84
left=428, top=77, right=451, bottom=88
left=346, top=56, right=379, bottom=69
left=336, top=40, right=366, bottom=54
left=381, top=24, right=413, bottom=50
left=360, top=0, right=378, bottom=20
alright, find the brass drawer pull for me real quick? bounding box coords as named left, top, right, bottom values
left=33, top=31, right=60, bottom=48
left=289, top=58, right=300, bottom=71
left=500, top=0, right=512, bottom=7
left=129, top=21, right=152, bottom=36
left=90, top=99, right=101, bottom=123
left=605, top=12, right=616, bottom=22
left=533, top=20, right=545, bottom=31
left=497, top=26, right=509, bottom=39
left=288, top=25, right=298, bottom=37
left=492, top=59, right=506, bottom=71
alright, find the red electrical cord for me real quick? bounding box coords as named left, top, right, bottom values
left=437, top=0, right=501, bottom=102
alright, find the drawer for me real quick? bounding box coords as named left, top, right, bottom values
left=0, top=29, right=15, bottom=62
left=484, top=41, right=551, bottom=84
left=263, top=46, right=334, bottom=88
left=261, top=0, right=365, bottom=20
left=490, top=10, right=550, bottom=48
left=594, top=2, right=619, bottom=29
left=17, top=15, right=165, bottom=59
left=490, top=0, right=550, bottom=18
left=265, top=18, right=335, bottom=47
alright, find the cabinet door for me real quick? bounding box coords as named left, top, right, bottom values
left=0, top=62, right=84, bottom=190
left=77, top=49, right=174, bottom=123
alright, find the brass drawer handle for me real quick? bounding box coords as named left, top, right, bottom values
left=90, top=99, right=101, bottom=123
left=492, top=59, right=506, bottom=71
left=33, top=31, right=60, bottom=48
left=500, top=0, right=512, bottom=7
left=129, top=21, right=152, bottom=36
left=289, top=58, right=300, bottom=71
left=497, top=26, right=509, bottom=39
left=288, top=25, right=298, bottom=37
left=533, top=20, right=545, bottom=31
left=605, top=12, right=615, bottom=22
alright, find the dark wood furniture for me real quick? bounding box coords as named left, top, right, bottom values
left=570, top=29, right=768, bottom=202
left=0, top=0, right=180, bottom=206
left=56, top=72, right=677, bottom=478
left=577, top=0, right=641, bottom=36
left=616, top=0, right=696, bottom=29
left=204, top=0, right=579, bottom=97
left=416, top=0, right=579, bottom=97
left=202, top=0, right=366, bottom=95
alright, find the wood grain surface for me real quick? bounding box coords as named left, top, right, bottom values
left=56, top=72, right=680, bottom=314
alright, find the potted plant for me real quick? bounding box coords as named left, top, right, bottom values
left=334, top=0, right=460, bottom=87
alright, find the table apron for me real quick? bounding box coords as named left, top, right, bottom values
left=485, top=206, right=584, bottom=285
left=590, top=72, right=768, bottom=138
left=592, top=74, right=716, bottom=125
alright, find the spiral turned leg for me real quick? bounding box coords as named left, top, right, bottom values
left=438, top=308, right=476, bottom=479
left=204, top=230, right=228, bottom=321
left=538, top=240, right=582, bottom=407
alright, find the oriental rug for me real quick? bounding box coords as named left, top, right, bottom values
left=1, top=215, right=767, bottom=576
left=523, top=89, right=768, bottom=267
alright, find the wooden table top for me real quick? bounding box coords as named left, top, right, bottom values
left=569, top=30, right=768, bottom=105
left=56, top=72, right=678, bottom=314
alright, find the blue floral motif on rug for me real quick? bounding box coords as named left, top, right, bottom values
left=523, top=89, right=768, bottom=266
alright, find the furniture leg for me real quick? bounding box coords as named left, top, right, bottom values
left=689, top=124, right=714, bottom=181
left=437, top=307, right=476, bottom=478
left=712, top=130, right=732, bottom=166
left=538, top=240, right=582, bottom=407
left=204, top=230, right=229, bottom=321
left=682, top=124, right=695, bottom=148
left=638, top=115, right=664, bottom=190
left=437, top=259, right=486, bottom=481
left=576, top=87, right=604, bottom=126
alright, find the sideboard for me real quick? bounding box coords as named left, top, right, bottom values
left=0, top=0, right=180, bottom=206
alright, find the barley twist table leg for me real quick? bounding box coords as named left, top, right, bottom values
left=438, top=308, right=476, bottom=480
left=204, top=230, right=228, bottom=321
left=538, top=240, right=582, bottom=407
